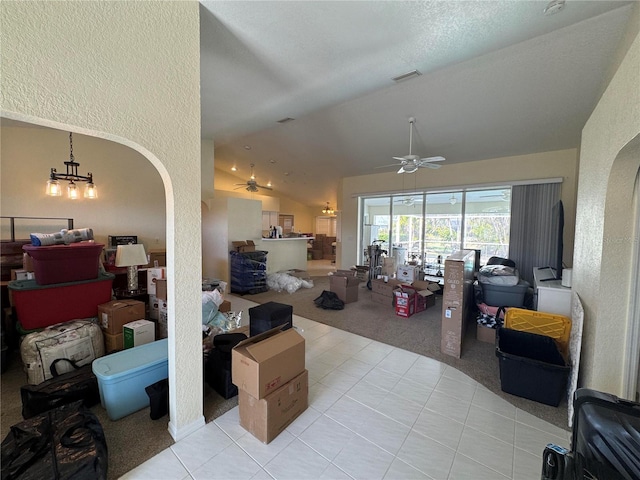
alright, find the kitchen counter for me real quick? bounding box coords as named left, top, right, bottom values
left=257, top=237, right=314, bottom=274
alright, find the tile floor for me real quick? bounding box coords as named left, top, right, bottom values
left=122, top=296, right=569, bottom=480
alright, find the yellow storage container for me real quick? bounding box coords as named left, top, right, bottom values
left=504, top=308, right=571, bottom=358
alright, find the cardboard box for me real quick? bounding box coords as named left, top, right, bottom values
left=155, top=279, right=167, bottom=301
left=147, top=267, right=166, bottom=295
left=329, top=273, right=361, bottom=304
left=232, top=327, right=305, bottom=399
left=477, top=324, right=496, bottom=344
left=397, top=265, right=419, bottom=283
left=412, top=280, right=441, bottom=293
left=219, top=300, right=231, bottom=313
left=104, top=332, right=123, bottom=353
left=441, top=250, right=476, bottom=358
left=239, top=370, right=308, bottom=444
left=148, top=294, right=159, bottom=320
left=123, top=319, right=155, bottom=349
left=98, top=299, right=146, bottom=335
left=11, top=269, right=28, bottom=281
left=232, top=240, right=256, bottom=253
left=394, top=285, right=428, bottom=318
left=144, top=249, right=166, bottom=268
left=370, top=278, right=405, bottom=297
left=157, top=300, right=168, bottom=339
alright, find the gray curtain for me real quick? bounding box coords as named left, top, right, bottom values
left=509, top=183, right=561, bottom=285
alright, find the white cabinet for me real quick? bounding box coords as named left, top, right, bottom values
left=533, top=267, right=572, bottom=317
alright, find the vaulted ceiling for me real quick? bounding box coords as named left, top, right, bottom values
left=200, top=1, right=634, bottom=208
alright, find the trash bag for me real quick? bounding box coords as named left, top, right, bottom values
left=313, top=290, right=345, bottom=310
left=145, top=378, right=169, bottom=420
left=1, top=401, right=108, bottom=480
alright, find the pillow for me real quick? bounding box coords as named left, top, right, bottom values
left=30, top=228, right=94, bottom=246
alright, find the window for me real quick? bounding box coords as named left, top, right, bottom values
left=359, top=187, right=511, bottom=267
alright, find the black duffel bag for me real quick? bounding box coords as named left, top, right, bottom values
left=20, top=358, right=100, bottom=420
left=1, top=401, right=108, bottom=480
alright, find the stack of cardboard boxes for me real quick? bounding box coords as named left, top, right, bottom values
left=98, top=299, right=153, bottom=353
left=232, top=327, right=308, bottom=444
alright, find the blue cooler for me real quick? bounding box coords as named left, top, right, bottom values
left=92, top=338, right=168, bottom=420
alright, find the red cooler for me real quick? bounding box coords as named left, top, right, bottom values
left=8, top=272, right=115, bottom=330
left=23, top=242, right=105, bottom=285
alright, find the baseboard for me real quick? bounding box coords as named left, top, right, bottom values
left=167, top=415, right=205, bottom=442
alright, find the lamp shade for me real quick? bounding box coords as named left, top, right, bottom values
left=115, top=244, right=147, bottom=267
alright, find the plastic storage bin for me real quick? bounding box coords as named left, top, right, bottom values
left=23, top=242, right=105, bottom=285
left=92, top=338, right=168, bottom=420
left=230, top=250, right=268, bottom=295
left=481, top=280, right=530, bottom=307
left=8, top=272, right=115, bottom=330
left=504, top=308, right=571, bottom=357
left=496, top=327, right=569, bottom=406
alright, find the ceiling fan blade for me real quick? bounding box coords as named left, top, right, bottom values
left=419, top=156, right=446, bottom=163
left=392, top=156, right=407, bottom=162
left=256, top=184, right=272, bottom=190
left=397, top=166, right=406, bottom=174
left=375, top=162, right=403, bottom=169
left=422, top=163, right=441, bottom=169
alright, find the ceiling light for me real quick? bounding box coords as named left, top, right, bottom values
left=267, top=181, right=272, bottom=187
left=544, top=0, right=565, bottom=16
left=449, top=194, right=457, bottom=205
left=244, top=145, right=251, bottom=150
left=322, top=202, right=335, bottom=215
left=392, top=70, right=422, bottom=83
left=46, top=132, right=97, bottom=199
left=231, top=165, right=237, bottom=172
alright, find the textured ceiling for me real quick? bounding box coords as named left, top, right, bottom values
left=200, top=0, right=634, bottom=208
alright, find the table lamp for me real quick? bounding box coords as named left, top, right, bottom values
left=115, top=244, right=147, bottom=292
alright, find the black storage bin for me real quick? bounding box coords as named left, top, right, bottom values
left=249, top=302, right=293, bottom=337
left=230, top=251, right=268, bottom=295
left=542, top=388, right=640, bottom=480
left=204, top=332, right=247, bottom=399
left=496, top=327, right=569, bottom=406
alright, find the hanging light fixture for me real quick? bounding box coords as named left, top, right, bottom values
left=322, top=202, right=335, bottom=215
left=46, top=132, right=97, bottom=199
left=449, top=194, right=457, bottom=205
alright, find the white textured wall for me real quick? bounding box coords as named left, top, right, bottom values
left=574, top=5, right=640, bottom=395
left=340, top=148, right=579, bottom=269
left=1, top=1, right=203, bottom=439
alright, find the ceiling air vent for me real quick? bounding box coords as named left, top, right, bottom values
left=277, top=117, right=295, bottom=124
left=392, top=70, right=422, bottom=83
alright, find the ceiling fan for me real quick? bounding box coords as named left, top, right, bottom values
left=480, top=190, right=511, bottom=201
left=377, top=117, right=446, bottom=174
left=234, top=163, right=272, bottom=192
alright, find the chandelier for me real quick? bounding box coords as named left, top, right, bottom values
left=322, top=202, right=335, bottom=215
left=45, top=132, right=97, bottom=199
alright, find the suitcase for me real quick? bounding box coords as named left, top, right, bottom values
left=542, top=388, right=640, bottom=480
left=1, top=401, right=108, bottom=480
left=20, top=319, right=104, bottom=385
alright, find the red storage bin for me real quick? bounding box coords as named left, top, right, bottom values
left=23, top=242, right=104, bottom=285
left=8, top=272, right=115, bottom=330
